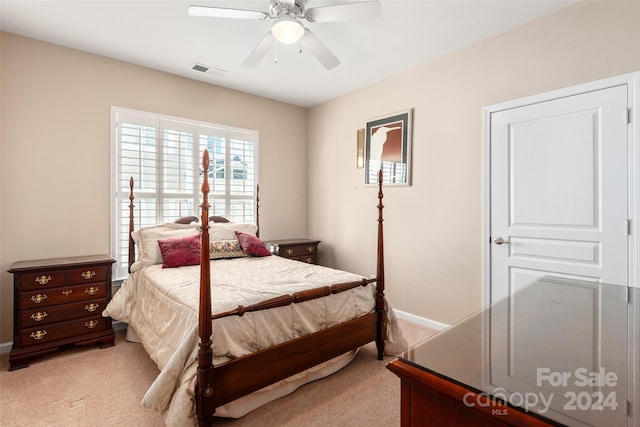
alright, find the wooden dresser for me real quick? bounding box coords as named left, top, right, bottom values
left=386, top=359, right=560, bottom=426
left=8, top=254, right=116, bottom=370
left=387, top=278, right=636, bottom=426
left=265, top=239, right=321, bottom=264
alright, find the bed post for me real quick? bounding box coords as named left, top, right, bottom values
left=375, top=170, right=386, bottom=360
left=196, top=150, right=215, bottom=426
left=255, top=184, right=260, bottom=238
left=128, top=177, right=135, bottom=273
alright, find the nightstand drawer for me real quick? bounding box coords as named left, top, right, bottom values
left=20, top=283, right=107, bottom=309
left=69, top=266, right=108, bottom=284
left=265, top=239, right=321, bottom=265
left=281, top=244, right=317, bottom=257
left=292, top=255, right=318, bottom=264
left=20, top=298, right=107, bottom=328
left=19, top=316, right=108, bottom=347
left=20, top=271, right=66, bottom=291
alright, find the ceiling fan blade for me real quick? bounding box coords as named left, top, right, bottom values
left=305, top=1, right=381, bottom=23
left=188, top=5, right=268, bottom=20
left=242, top=32, right=274, bottom=68
left=300, top=29, right=340, bottom=70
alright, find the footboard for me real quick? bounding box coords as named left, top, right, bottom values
left=211, top=313, right=378, bottom=408
left=205, top=276, right=380, bottom=409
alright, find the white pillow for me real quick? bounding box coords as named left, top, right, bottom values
left=130, top=223, right=200, bottom=272
left=209, top=222, right=258, bottom=241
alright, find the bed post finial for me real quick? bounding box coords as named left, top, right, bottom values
left=375, top=169, right=386, bottom=360
left=128, top=177, right=135, bottom=273
left=197, top=149, right=215, bottom=425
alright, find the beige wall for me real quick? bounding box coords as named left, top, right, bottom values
left=307, top=1, right=640, bottom=325
left=0, top=33, right=308, bottom=343
left=2, top=1, right=639, bottom=345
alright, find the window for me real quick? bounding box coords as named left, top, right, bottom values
left=111, top=107, right=258, bottom=279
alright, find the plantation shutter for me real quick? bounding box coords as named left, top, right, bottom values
left=111, top=107, right=258, bottom=280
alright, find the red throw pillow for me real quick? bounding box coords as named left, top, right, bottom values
left=235, top=231, right=272, bottom=257
left=157, top=234, right=201, bottom=268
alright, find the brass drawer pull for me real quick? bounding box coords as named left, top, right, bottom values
left=35, top=275, right=52, bottom=285
left=84, top=303, right=100, bottom=312
left=307, top=246, right=315, bottom=253
left=84, top=287, right=99, bottom=296
left=286, top=248, right=294, bottom=255
left=80, top=270, right=96, bottom=280
left=62, top=289, right=73, bottom=296
left=30, top=330, right=47, bottom=340
left=30, top=294, right=48, bottom=304
left=30, top=312, right=48, bottom=322
left=85, top=320, right=99, bottom=329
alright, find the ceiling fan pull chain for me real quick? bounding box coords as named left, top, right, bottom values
left=274, top=38, right=279, bottom=63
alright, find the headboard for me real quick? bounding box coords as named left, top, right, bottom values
left=126, top=178, right=260, bottom=273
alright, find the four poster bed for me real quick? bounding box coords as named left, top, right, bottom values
left=103, top=150, right=405, bottom=426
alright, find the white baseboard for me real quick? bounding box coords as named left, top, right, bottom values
left=0, top=341, right=11, bottom=355
left=393, top=309, right=450, bottom=331
left=0, top=321, right=129, bottom=356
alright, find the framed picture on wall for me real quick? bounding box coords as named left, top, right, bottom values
left=365, top=109, right=413, bottom=186
left=356, top=128, right=365, bottom=168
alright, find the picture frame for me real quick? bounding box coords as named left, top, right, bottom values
left=365, top=109, right=412, bottom=186
left=356, top=128, right=365, bottom=168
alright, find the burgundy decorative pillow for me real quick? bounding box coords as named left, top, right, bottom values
left=235, top=231, right=272, bottom=257
left=157, top=234, right=201, bottom=268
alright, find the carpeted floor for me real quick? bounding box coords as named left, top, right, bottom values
left=0, top=319, right=437, bottom=426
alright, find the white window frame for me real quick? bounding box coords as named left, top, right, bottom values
left=110, top=107, right=259, bottom=280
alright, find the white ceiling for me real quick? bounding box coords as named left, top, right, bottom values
left=1, top=0, right=578, bottom=107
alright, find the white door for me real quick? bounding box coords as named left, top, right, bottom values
left=489, top=84, right=629, bottom=303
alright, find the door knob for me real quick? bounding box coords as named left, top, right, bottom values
left=494, top=237, right=509, bottom=245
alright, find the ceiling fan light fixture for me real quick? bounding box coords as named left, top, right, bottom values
left=271, top=16, right=304, bottom=44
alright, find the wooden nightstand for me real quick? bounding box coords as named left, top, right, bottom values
left=265, top=239, right=321, bottom=264
left=8, top=254, right=116, bottom=370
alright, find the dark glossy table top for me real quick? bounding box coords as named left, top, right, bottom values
left=399, top=277, right=639, bottom=426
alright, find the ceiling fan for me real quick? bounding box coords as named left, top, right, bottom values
left=188, top=0, right=381, bottom=70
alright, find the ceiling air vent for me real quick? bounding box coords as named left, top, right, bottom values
left=191, top=63, right=224, bottom=77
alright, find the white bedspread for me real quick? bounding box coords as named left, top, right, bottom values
left=103, top=255, right=406, bottom=425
